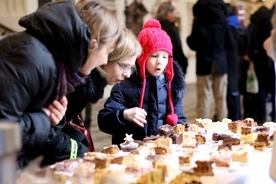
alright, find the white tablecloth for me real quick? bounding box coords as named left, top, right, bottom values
left=191, top=144, right=275, bottom=184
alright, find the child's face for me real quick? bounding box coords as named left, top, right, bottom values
left=146, top=51, right=169, bottom=76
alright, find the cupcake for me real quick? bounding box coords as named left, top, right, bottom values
left=120, top=134, right=139, bottom=152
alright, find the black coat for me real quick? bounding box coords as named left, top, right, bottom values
left=62, top=69, right=107, bottom=147
left=98, top=62, right=186, bottom=145
left=186, top=0, right=234, bottom=75
left=159, top=20, right=188, bottom=75
left=66, top=69, right=107, bottom=121
left=226, top=16, right=240, bottom=93
left=247, top=6, right=274, bottom=88
left=0, top=1, right=90, bottom=168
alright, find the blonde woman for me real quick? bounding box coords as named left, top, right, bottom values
left=0, top=0, right=122, bottom=168
left=63, top=27, right=142, bottom=152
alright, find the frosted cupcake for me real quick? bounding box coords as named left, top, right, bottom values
left=120, top=134, right=139, bottom=152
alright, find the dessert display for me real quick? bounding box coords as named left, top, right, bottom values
left=31, top=117, right=275, bottom=184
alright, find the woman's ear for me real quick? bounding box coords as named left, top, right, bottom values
left=90, top=39, right=98, bottom=49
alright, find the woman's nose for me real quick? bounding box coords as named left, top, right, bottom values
left=123, top=70, right=131, bottom=78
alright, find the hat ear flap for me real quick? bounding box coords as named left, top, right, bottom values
left=165, top=57, right=174, bottom=82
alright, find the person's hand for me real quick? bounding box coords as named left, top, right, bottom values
left=123, top=107, right=147, bottom=127
left=42, top=96, right=68, bottom=126
left=264, top=29, right=276, bottom=62
left=243, top=54, right=250, bottom=62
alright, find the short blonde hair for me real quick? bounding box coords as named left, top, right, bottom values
left=75, top=0, right=122, bottom=48
left=97, top=28, right=142, bottom=76
left=108, top=28, right=142, bottom=63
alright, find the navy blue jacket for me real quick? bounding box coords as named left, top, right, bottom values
left=98, top=62, right=186, bottom=145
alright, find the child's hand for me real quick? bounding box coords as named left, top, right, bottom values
left=42, top=96, right=68, bottom=126
left=123, top=107, right=147, bottom=127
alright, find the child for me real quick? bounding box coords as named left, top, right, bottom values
left=98, top=19, right=186, bottom=146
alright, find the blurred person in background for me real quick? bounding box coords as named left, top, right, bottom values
left=243, top=5, right=274, bottom=124
left=264, top=6, right=276, bottom=122
left=186, top=0, right=234, bottom=121
left=155, top=1, right=188, bottom=76
left=225, top=3, right=242, bottom=121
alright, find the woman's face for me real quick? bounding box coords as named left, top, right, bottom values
left=166, top=9, right=178, bottom=23
left=79, top=39, right=116, bottom=76
left=146, top=51, right=169, bottom=76
left=101, top=55, right=137, bottom=85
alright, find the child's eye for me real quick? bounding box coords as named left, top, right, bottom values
left=151, top=55, right=158, bottom=58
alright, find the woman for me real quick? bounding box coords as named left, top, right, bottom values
left=155, top=1, right=188, bottom=76
left=63, top=28, right=142, bottom=152
left=0, top=0, right=122, bottom=168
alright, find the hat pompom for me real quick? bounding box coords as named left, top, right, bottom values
left=143, top=19, right=161, bottom=29
left=166, top=114, right=178, bottom=126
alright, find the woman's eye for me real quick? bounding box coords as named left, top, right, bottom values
left=121, top=64, right=129, bottom=68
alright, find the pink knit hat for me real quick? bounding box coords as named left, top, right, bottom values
left=137, top=19, right=178, bottom=126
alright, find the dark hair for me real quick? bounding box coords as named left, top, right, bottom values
left=225, top=3, right=237, bottom=15
left=155, top=1, right=175, bottom=21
